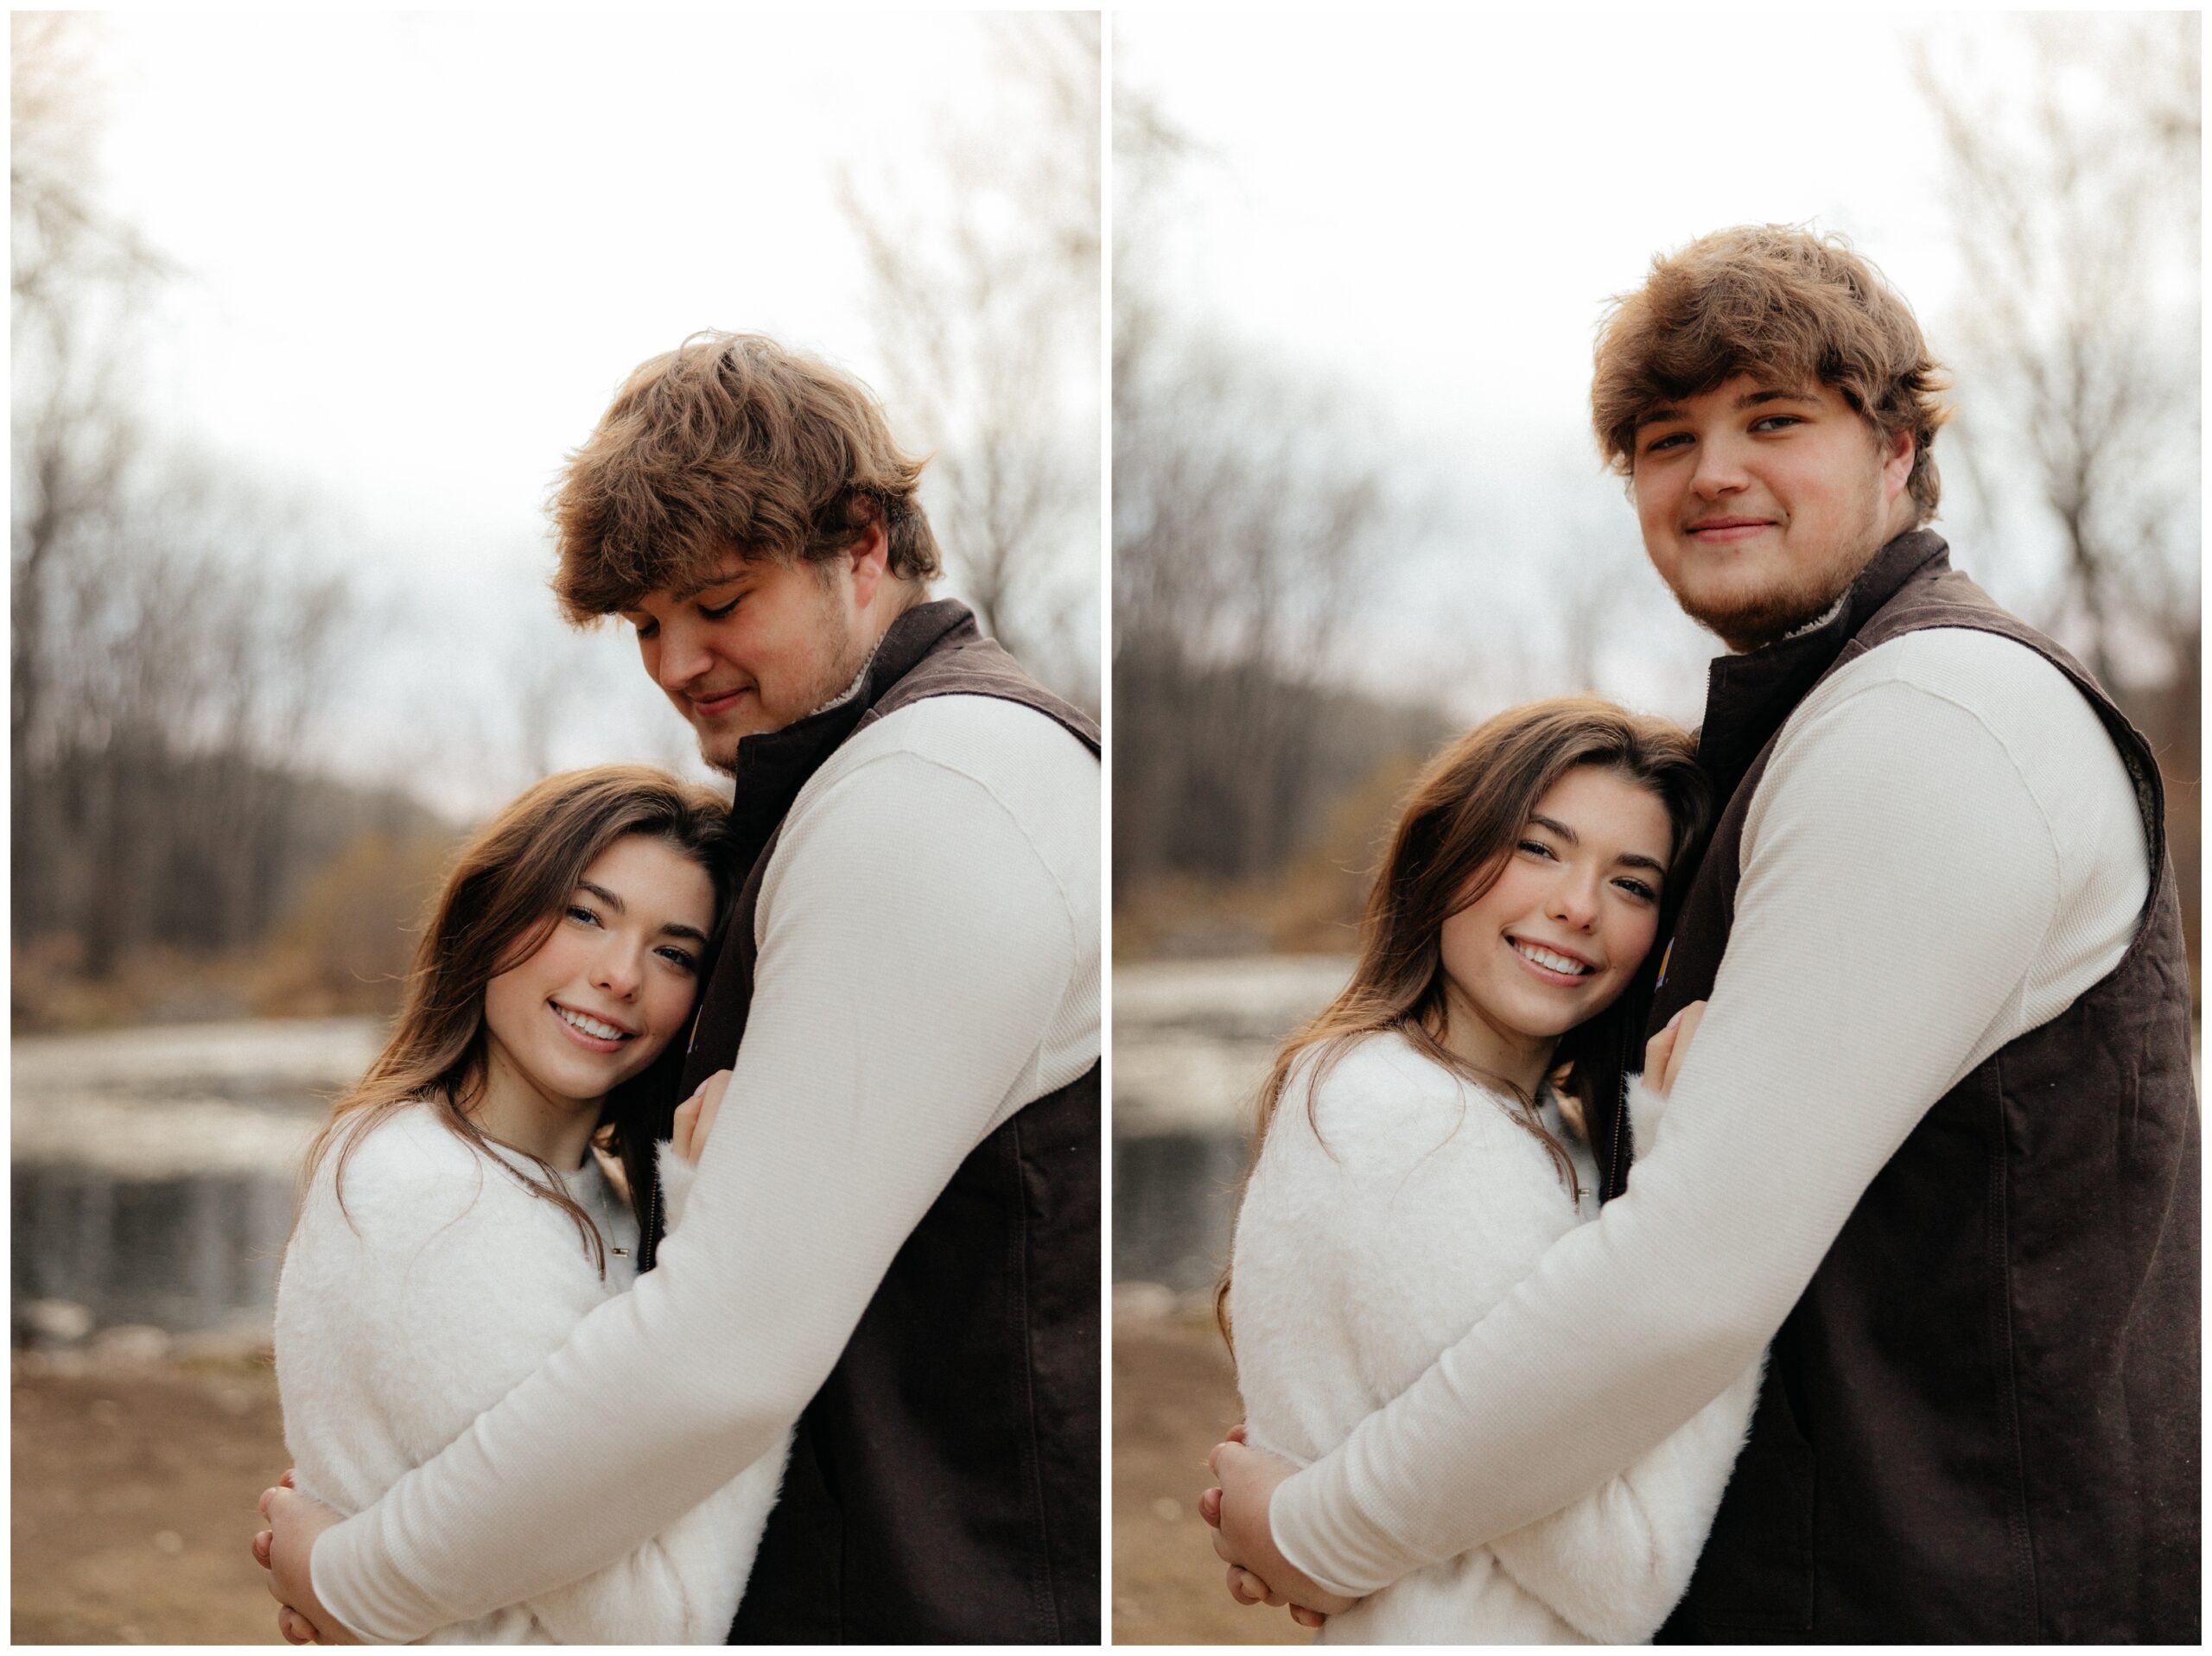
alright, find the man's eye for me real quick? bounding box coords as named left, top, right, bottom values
left=1751, top=415, right=1803, bottom=433
left=699, top=596, right=740, bottom=620
left=629, top=619, right=658, bottom=641
left=1642, top=431, right=1689, bottom=454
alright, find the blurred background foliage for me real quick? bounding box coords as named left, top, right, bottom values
left=11, top=11, right=1100, bottom=1033
left=1112, top=12, right=2199, bottom=980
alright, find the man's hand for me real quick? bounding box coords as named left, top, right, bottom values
left=1200, top=1426, right=1357, bottom=1627
left=671, top=1069, right=734, bottom=1164
left=253, top=1473, right=359, bottom=1645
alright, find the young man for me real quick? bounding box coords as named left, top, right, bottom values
left=262, top=333, right=1102, bottom=1643
left=1206, top=227, right=2198, bottom=1641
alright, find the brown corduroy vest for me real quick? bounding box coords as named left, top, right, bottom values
left=1605, top=532, right=2199, bottom=1643
left=640, top=600, right=1102, bottom=1645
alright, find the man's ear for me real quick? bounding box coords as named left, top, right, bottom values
left=1879, top=425, right=1916, bottom=506
left=847, top=516, right=890, bottom=609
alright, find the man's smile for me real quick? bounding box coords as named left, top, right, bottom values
left=1686, top=515, right=1778, bottom=543
left=688, top=685, right=753, bottom=719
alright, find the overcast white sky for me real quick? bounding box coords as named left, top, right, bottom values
left=79, top=11, right=1096, bottom=815
left=1117, top=12, right=2183, bottom=724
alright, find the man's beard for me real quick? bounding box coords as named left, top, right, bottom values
left=702, top=593, right=874, bottom=777
left=1682, top=565, right=1861, bottom=654
left=1677, top=491, right=1895, bottom=654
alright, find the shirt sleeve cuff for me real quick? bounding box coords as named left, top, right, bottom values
left=654, top=1139, right=701, bottom=1234
left=1626, top=1069, right=1669, bottom=1164
left=1269, top=1462, right=1386, bottom=1601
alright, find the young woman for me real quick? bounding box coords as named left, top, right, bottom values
left=271, top=765, right=787, bottom=1644
left=1224, top=698, right=1758, bottom=1644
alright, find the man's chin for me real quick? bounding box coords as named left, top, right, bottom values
left=1677, top=585, right=1852, bottom=655
left=694, top=731, right=745, bottom=776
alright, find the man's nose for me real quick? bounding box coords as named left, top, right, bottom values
left=653, top=616, right=714, bottom=692
left=1688, top=434, right=1750, bottom=498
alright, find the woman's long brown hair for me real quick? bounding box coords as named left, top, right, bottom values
left=1219, top=697, right=1710, bottom=1343
left=297, top=765, right=734, bottom=1277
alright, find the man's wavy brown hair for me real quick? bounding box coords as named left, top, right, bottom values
left=551, top=332, right=941, bottom=620
left=1592, top=225, right=1953, bottom=523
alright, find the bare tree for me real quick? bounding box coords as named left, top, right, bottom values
left=11, top=16, right=370, bottom=984
left=1912, top=14, right=2200, bottom=692
left=836, top=13, right=1100, bottom=702
left=1111, top=70, right=1421, bottom=893
left=1913, top=13, right=2200, bottom=989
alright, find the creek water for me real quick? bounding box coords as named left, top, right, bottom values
left=11, top=1018, right=384, bottom=1339
left=1111, top=955, right=1352, bottom=1295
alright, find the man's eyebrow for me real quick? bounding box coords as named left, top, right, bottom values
left=1528, top=815, right=1668, bottom=877
left=1637, top=387, right=1819, bottom=428
left=671, top=567, right=749, bottom=602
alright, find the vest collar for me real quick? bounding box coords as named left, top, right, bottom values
left=721, top=598, right=979, bottom=871
left=1694, top=528, right=1949, bottom=797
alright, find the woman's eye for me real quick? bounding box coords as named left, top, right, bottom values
left=656, top=946, right=700, bottom=973
left=566, top=904, right=601, bottom=927
left=1614, top=879, right=1658, bottom=902
left=1517, top=839, right=1554, bottom=860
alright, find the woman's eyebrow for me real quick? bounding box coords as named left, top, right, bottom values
left=1529, top=815, right=1666, bottom=876
left=580, top=880, right=710, bottom=945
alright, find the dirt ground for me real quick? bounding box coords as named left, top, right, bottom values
left=12, top=1351, right=289, bottom=1645
left=1112, top=1312, right=1309, bottom=1646
left=17, top=1320, right=1307, bottom=1646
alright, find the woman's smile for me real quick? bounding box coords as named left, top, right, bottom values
left=1504, top=934, right=1601, bottom=986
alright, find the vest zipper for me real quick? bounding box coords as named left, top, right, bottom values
left=640, top=1164, right=661, bottom=1272
left=1607, top=1056, right=1630, bottom=1203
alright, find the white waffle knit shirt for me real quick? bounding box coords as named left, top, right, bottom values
left=1270, top=625, right=2152, bottom=1599
left=311, top=693, right=1101, bottom=1642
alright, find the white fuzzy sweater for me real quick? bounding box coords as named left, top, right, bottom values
left=1229, top=1035, right=1759, bottom=1644
left=274, top=1105, right=789, bottom=1643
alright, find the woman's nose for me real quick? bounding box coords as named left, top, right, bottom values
left=1548, top=879, right=1599, bottom=929
left=592, top=941, right=644, bottom=999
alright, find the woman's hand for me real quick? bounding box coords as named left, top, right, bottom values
left=1198, top=1424, right=1357, bottom=1627
left=253, top=1471, right=359, bottom=1643
left=1641, top=999, right=1707, bottom=1094
left=671, top=1069, right=734, bottom=1164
